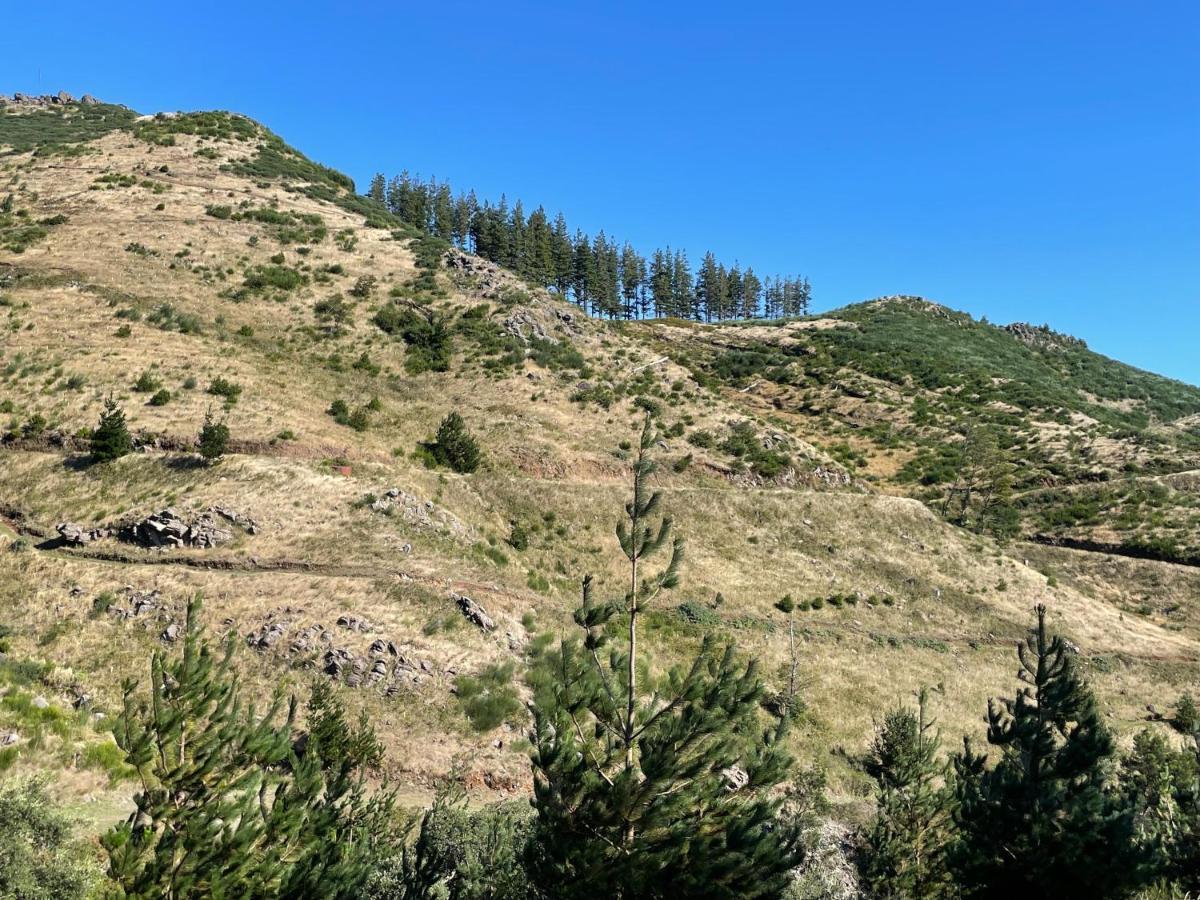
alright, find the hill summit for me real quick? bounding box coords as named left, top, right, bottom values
left=1, top=99, right=1197, bottom=828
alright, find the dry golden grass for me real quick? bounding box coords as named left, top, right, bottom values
left=2, top=125, right=1196, bottom=818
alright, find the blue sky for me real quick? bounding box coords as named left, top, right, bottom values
left=4, top=1, right=1198, bottom=383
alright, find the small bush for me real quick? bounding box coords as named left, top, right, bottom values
left=148, top=388, right=172, bottom=407
left=455, top=662, right=523, bottom=731
left=198, top=409, right=231, bottom=461
left=133, top=370, right=161, bottom=393
left=429, top=412, right=481, bottom=473
left=1174, top=694, right=1199, bottom=735
left=207, top=376, right=242, bottom=404
left=507, top=521, right=530, bottom=551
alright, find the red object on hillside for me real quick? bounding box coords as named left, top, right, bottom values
left=335, top=465, right=352, bottom=476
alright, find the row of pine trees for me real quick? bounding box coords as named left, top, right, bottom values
left=366, top=171, right=812, bottom=322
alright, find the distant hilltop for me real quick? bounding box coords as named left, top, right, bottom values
left=0, top=90, right=105, bottom=107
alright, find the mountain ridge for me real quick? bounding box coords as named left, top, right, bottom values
left=1, top=98, right=1197, bottom=828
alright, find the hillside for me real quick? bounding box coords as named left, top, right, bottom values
left=643, top=297, right=1200, bottom=560
left=1, top=95, right=1197, bottom=829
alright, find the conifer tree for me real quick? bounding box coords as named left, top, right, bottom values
left=861, top=689, right=956, bottom=898
left=103, top=599, right=399, bottom=899
left=1120, top=728, right=1200, bottom=892
left=671, top=249, right=692, bottom=319
left=742, top=267, right=762, bottom=319
left=197, top=407, right=230, bottom=462
left=90, top=394, right=133, bottom=462
left=650, top=248, right=672, bottom=318
left=368, top=173, right=387, bottom=204
left=432, top=412, right=482, bottom=474
left=551, top=212, right=574, bottom=296
left=950, top=604, right=1136, bottom=898
left=528, top=416, right=803, bottom=899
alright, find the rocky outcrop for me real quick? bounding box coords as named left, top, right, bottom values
left=1004, top=322, right=1086, bottom=351
left=502, top=306, right=580, bottom=343
left=2, top=91, right=94, bottom=107
left=56, top=522, right=111, bottom=545
left=453, top=593, right=495, bottom=632
left=367, top=489, right=469, bottom=537
left=444, top=249, right=508, bottom=298
left=119, top=506, right=258, bottom=549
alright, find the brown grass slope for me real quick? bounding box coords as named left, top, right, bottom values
left=1, top=109, right=1196, bottom=819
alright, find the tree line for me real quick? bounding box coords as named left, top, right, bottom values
left=5, top=418, right=1198, bottom=898
left=366, top=171, right=812, bottom=322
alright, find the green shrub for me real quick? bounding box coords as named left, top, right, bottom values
left=507, top=521, right=530, bottom=551
left=0, top=776, right=101, bottom=897
left=429, top=412, right=481, bottom=473
left=148, top=388, right=172, bottom=406
left=328, top=399, right=350, bottom=423
left=374, top=305, right=453, bottom=374
left=676, top=601, right=720, bottom=626
left=1173, top=694, right=1199, bottom=735
left=455, top=662, right=523, bottom=732
left=90, top=396, right=132, bottom=462
left=133, top=370, right=161, bottom=393
left=198, top=410, right=231, bottom=461
left=207, top=376, right=242, bottom=403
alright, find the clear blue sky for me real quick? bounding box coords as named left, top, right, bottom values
left=4, top=1, right=1198, bottom=384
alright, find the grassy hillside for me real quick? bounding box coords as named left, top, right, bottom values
left=642, top=297, right=1200, bottom=560
left=1, top=103, right=1197, bottom=828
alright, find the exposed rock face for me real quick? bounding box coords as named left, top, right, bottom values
left=444, top=249, right=508, bottom=298
left=453, top=593, right=495, bottom=632
left=368, top=489, right=469, bottom=537
left=1004, top=321, right=1086, bottom=351
left=502, top=306, right=580, bottom=343
left=118, top=506, right=258, bottom=549
left=102, top=587, right=163, bottom=620
left=56, top=522, right=111, bottom=545
left=720, top=765, right=749, bottom=792
left=2, top=92, right=97, bottom=107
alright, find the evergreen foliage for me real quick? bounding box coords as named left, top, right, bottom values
left=527, top=416, right=804, bottom=899
left=950, top=604, right=1137, bottom=898
left=364, top=783, right=533, bottom=900
left=431, top=412, right=481, bottom=473
left=197, top=408, right=230, bottom=461
left=0, top=776, right=100, bottom=899
left=90, top=395, right=133, bottom=462
left=860, top=689, right=955, bottom=898
left=1120, top=729, right=1200, bottom=893
left=101, top=598, right=400, bottom=898
left=370, top=171, right=810, bottom=322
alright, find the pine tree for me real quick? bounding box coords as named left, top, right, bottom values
left=367, top=173, right=387, bottom=204
left=90, top=394, right=133, bottom=462
left=551, top=212, right=574, bottom=297
left=951, top=604, right=1137, bottom=898
left=571, top=231, right=594, bottom=310
left=432, top=412, right=482, bottom=474
left=197, top=407, right=230, bottom=462
left=861, top=689, right=956, bottom=898
left=103, top=599, right=399, bottom=899
left=671, top=249, right=692, bottom=319
left=620, top=242, right=645, bottom=319
left=742, top=266, right=762, bottom=319
left=528, top=416, right=803, bottom=899
left=650, top=248, right=672, bottom=318
left=1120, top=728, right=1200, bottom=892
